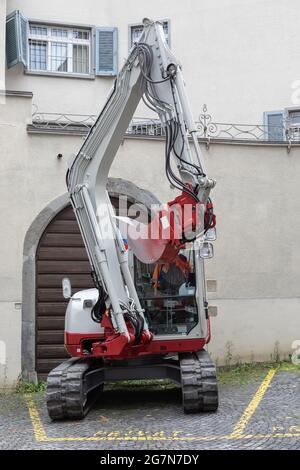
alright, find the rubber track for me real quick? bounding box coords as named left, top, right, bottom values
left=180, top=349, right=218, bottom=413
left=46, top=358, right=101, bottom=420
left=47, top=351, right=218, bottom=419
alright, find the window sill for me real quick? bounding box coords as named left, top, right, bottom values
left=0, top=89, right=33, bottom=98
left=24, top=69, right=96, bottom=80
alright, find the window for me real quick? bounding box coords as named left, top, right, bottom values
left=129, top=120, right=164, bottom=137
left=284, top=108, right=300, bottom=141
left=6, top=10, right=118, bottom=76
left=264, top=108, right=300, bottom=141
left=134, top=246, right=198, bottom=336
left=28, top=24, right=91, bottom=74
left=30, top=25, right=47, bottom=36
left=130, top=21, right=169, bottom=48
left=29, top=39, right=47, bottom=70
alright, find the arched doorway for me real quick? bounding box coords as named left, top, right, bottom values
left=22, top=178, right=159, bottom=382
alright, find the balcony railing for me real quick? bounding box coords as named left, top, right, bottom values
left=29, top=110, right=96, bottom=134
left=27, top=105, right=300, bottom=144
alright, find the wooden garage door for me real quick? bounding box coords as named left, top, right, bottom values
left=36, top=204, right=94, bottom=378
left=36, top=197, right=145, bottom=379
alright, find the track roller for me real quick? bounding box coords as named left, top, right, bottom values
left=46, top=358, right=103, bottom=420
left=180, top=349, right=218, bottom=413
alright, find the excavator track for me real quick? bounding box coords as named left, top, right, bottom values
left=46, top=350, right=218, bottom=420
left=46, top=358, right=103, bottom=420
left=180, top=349, right=218, bottom=413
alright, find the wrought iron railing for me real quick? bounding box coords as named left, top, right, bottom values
left=30, top=108, right=96, bottom=133
left=28, top=104, right=300, bottom=143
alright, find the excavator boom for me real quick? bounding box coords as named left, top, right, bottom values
left=67, top=19, right=215, bottom=350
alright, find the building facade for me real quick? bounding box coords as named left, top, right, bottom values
left=1, top=0, right=300, bottom=387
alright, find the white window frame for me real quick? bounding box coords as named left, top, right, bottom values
left=26, top=21, right=95, bottom=79
left=128, top=20, right=170, bottom=50
left=284, top=106, right=300, bottom=141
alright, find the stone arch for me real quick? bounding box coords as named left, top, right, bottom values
left=22, top=178, right=159, bottom=381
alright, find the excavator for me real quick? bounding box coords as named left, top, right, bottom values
left=46, top=18, right=218, bottom=420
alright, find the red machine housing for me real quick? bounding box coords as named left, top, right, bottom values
left=65, top=331, right=207, bottom=360
left=64, top=311, right=211, bottom=360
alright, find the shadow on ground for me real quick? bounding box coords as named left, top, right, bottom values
left=95, top=386, right=181, bottom=410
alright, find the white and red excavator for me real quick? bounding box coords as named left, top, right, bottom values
left=46, top=18, right=218, bottom=419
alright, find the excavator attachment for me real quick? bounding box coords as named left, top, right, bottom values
left=119, top=191, right=216, bottom=264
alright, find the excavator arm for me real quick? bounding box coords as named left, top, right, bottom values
left=66, top=18, right=216, bottom=355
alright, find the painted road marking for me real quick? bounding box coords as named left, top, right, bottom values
left=229, top=368, right=277, bottom=438
left=24, top=394, right=48, bottom=442
left=24, top=368, right=300, bottom=442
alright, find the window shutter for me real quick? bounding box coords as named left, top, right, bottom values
left=95, top=27, right=117, bottom=76
left=19, top=12, right=28, bottom=66
left=264, top=111, right=284, bottom=141
left=6, top=10, right=28, bottom=69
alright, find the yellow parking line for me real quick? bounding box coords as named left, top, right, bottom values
left=24, top=394, right=47, bottom=442
left=24, top=367, right=300, bottom=443
left=232, top=432, right=300, bottom=440
left=230, top=368, right=277, bottom=438
left=34, top=435, right=227, bottom=442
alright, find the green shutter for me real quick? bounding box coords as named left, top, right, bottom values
left=6, top=10, right=28, bottom=69
left=95, top=27, right=118, bottom=76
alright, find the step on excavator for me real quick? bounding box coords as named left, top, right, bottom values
left=46, top=18, right=219, bottom=419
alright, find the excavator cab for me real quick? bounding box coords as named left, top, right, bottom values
left=134, top=245, right=199, bottom=336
